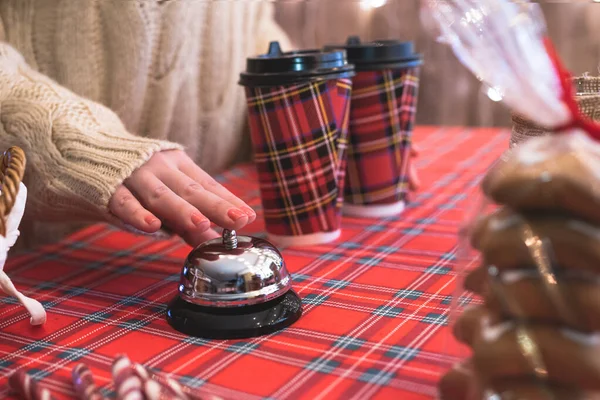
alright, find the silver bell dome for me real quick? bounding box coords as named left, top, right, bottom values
left=178, top=229, right=292, bottom=307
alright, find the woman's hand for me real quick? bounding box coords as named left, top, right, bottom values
left=108, top=150, right=256, bottom=247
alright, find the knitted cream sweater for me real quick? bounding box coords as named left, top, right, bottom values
left=0, top=0, right=290, bottom=249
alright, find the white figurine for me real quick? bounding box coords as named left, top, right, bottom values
left=0, top=182, right=46, bottom=325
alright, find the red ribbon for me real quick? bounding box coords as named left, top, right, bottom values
left=543, top=37, right=600, bottom=140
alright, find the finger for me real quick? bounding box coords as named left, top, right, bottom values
left=124, top=171, right=211, bottom=236
left=158, top=170, right=249, bottom=230
left=109, top=185, right=161, bottom=233
left=183, top=228, right=220, bottom=248
left=178, top=160, right=256, bottom=223
left=408, top=164, right=421, bottom=191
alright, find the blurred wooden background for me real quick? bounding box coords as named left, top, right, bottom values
left=274, top=1, right=600, bottom=127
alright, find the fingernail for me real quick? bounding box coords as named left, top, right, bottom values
left=227, top=208, right=247, bottom=221
left=145, top=216, right=159, bottom=225
left=241, top=206, right=256, bottom=217
left=191, top=213, right=208, bottom=227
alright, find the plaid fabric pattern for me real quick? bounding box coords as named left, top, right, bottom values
left=0, top=127, right=507, bottom=400
left=245, top=79, right=352, bottom=237
left=346, top=68, right=420, bottom=205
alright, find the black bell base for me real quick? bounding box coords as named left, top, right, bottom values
left=166, top=290, right=303, bottom=340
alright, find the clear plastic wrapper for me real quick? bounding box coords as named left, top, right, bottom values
left=446, top=134, right=600, bottom=400
left=421, top=1, right=600, bottom=399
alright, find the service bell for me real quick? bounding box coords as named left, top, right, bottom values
left=166, top=229, right=303, bottom=339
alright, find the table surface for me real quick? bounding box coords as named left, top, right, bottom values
left=0, top=126, right=508, bottom=400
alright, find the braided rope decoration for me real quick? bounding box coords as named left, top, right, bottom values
left=0, top=146, right=26, bottom=237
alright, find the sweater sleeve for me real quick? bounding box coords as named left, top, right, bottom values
left=0, top=43, right=184, bottom=224
left=255, top=2, right=295, bottom=54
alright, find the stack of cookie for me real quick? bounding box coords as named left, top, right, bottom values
left=439, top=132, right=600, bottom=400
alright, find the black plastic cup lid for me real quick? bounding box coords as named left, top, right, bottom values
left=324, top=36, right=423, bottom=71
left=239, top=41, right=355, bottom=88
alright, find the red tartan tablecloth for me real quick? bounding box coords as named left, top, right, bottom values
left=0, top=126, right=508, bottom=400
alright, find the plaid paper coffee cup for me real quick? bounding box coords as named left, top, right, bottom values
left=325, top=37, right=423, bottom=218
left=240, top=42, right=354, bottom=247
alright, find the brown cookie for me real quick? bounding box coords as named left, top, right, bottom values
left=438, top=359, right=481, bottom=400
left=438, top=359, right=600, bottom=399
left=453, top=305, right=502, bottom=347
left=472, top=208, right=600, bottom=273
left=482, top=274, right=600, bottom=332
left=472, top=323, right=600, bottom=389
left=469, top=207, right=514, bottom=250
left=464, top=263, right=600, bottom=332
left=464, top=266, right=487, bottom=295
left=490, top=380, right=600, bottom=400
left=481, top=132, right=600, bottom=224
